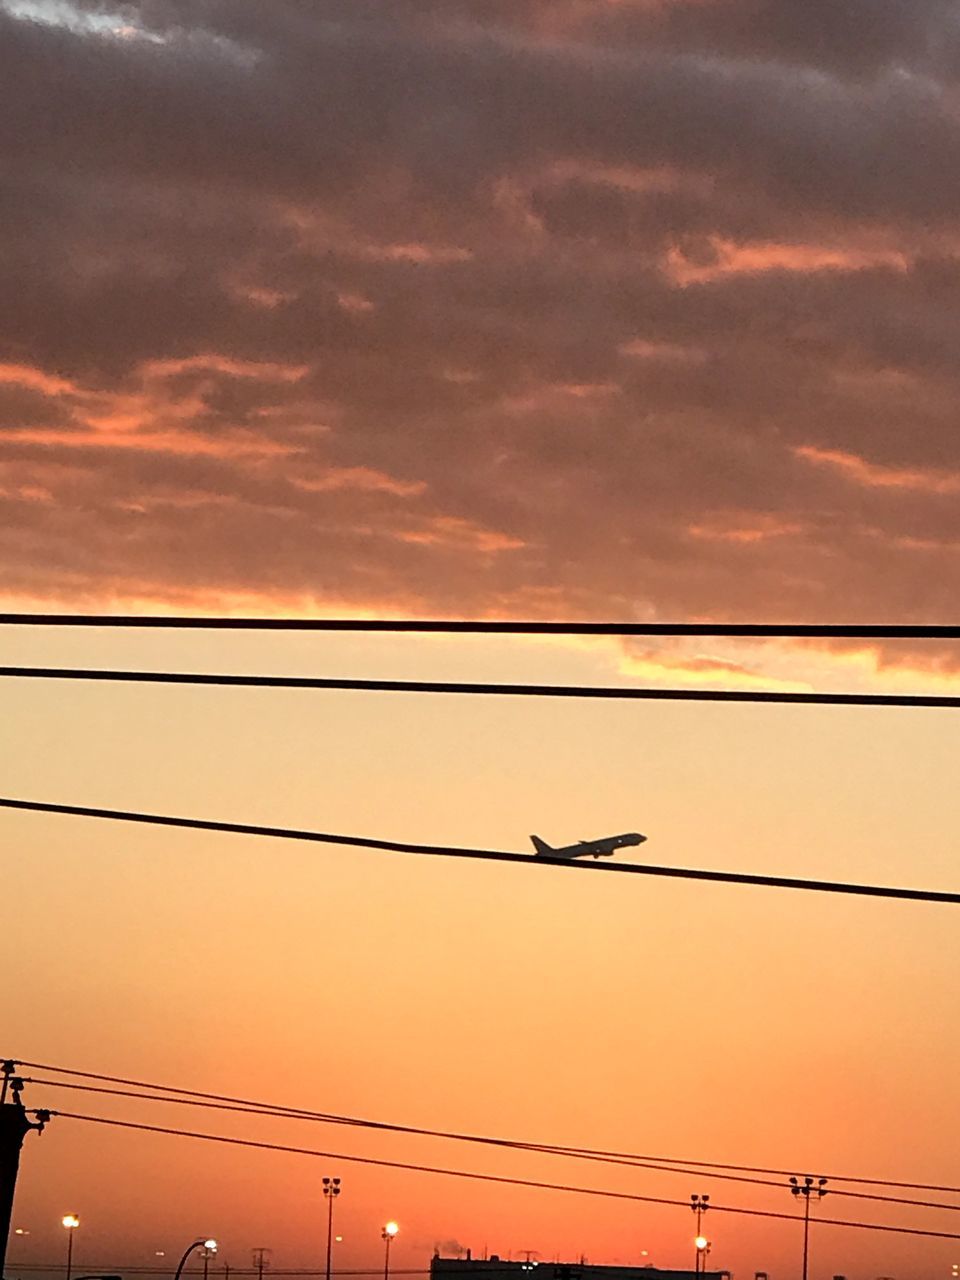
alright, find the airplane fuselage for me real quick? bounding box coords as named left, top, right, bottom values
left=530, top=831, right=646, bottom=859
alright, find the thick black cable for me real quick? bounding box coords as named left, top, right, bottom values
left=2, top=615, right=960, bottom=638
left=20, top=1076, right=960, bottom=1215
left=2, top=796, right=958, bottom=903
left=16, top=1062, right=960, bottom=1196
left=46, top=1111, right=960, bottom=1240
left=2, top=665, right=959, bottom=709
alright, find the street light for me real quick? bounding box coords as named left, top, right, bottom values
left=62, top=1214, right=80, bottom=1280
left=322, top=1177, right=341, bottom=1280
left=382, top=1223, right=399, bottom=1280
left=789, top=1176, right=828, bottom=1280
left=695, top=1240, right=710, bottom=1276
left=200, top=1241, right=218, bottom=1280
left=690, top=1195, right=710, bottom=1278
left=173, top=1239, right=218, bottom=1280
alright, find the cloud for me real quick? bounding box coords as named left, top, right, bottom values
left=0, top=0, right=958, bottom=664
left=794, top=446, right=960, bottom=496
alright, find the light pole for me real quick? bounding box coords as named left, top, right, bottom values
left=382, top=1222, right=399, bottom=1280
left=201, top=1242, right=218, bottom=1280
left=322, top=1177, right=341, bottom=1280
left=173, top=1239, right=218, bottom=1280
left=62, top=1214, right=80, bottom=1280
left=694, top=1238, right=709, bottom=1279
left=789, top=1176, right=828, bottom=1280
left=690, top=1195, right=709, bottom=1278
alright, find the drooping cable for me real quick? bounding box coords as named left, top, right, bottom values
left=18, top=1074, right=960, bottom=1214
left=2, top=797, right=957, bottom=903
left=2, top=665, right=959, bottom=709
left=44, top=1111, right=960, bottom=1241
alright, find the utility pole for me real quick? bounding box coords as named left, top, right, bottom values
left=251, top=1248, right=272, bottom=1280
left=789, top=1176, right=828, bottom=1280
left=0, top=1063, right=50, bottom=1280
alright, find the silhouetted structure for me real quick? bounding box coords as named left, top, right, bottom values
left=432, top=1254, right=729, bottom=1280
left=0, top=1066, right=48, bottom=1280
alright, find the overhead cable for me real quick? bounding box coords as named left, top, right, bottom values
left=2, top=796, right=957, bottom=903
left=45, top=1110, right=960, bottom=1241
left=16, top=1059, right=959, bottom=1194
left=2, top=665, right=959, bottom=709
left=2, top=615, right=959, bottom=638
left=18, top=1074, right=960, bottom=1214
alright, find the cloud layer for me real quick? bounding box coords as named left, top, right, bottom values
left=2, top=0, right=959, bottom=641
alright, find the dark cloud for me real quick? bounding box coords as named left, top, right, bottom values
left=1, top=0, right=959, bottom=654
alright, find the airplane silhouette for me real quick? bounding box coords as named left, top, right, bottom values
left=530, top=831, right=647, bottom=859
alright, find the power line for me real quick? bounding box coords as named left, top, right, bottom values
left=9, top=1264, right=430, bottom=1274
left=2, top=616, right=960, bottom=639
left=2, top=665, right=959, bottom=709
left=16, top=1061, right=960, bottom=1195
left=8, top=1271, right=429, bottom=1277
left=18, top=1075, right=960, bottom=1215
left=2, top=796, right=957, bottom=903
left=43, top=1111, right=960, bottom=1241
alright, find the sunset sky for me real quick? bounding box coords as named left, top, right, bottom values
left=1, top=3, right=959, bottom=1280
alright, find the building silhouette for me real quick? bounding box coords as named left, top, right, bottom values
left=432, top=1252, right=729, bottom=1280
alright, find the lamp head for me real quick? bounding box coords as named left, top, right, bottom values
left=695, top=1238, right=708, bottom=1251
left=62, top=1215, right=80, bottom=1230
left=203, top=1241, right=218, bottom=1254
left=384, top=1223, right=399, bottom=1238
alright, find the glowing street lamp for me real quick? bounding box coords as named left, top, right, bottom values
left=62, top=1214, right=80, bottom=1280
left=200, top=1241, right=218, bottom=1280
left=382, top=1223, right=399, bottom=1280
left=695, top=1239, right=710, bottom=1275
left=173, top=1239, right=218, bottom=1280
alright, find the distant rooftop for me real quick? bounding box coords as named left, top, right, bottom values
left=431, top=1254, right=729, bottom=1280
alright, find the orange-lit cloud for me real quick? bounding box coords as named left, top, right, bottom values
left=664, top=237, right=909, bottom=285
left=293, top=467, right=427, bottom=497
left=794, top=445, right=960, bottom=494
left=617, top=645, right=811, bottom=691
left=398, top=516, right=526, bottom=553
left=1, top=0, right=959, bottom=646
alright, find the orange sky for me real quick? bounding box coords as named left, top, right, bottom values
left=2, top=1, right=960, bottom=1277
left=2, top=629, right=959, bottom=1280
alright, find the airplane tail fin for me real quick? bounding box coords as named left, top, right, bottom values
left=530, top=835, right=553, bottom=856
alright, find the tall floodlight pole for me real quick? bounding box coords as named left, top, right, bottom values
left=690, top=1195, right=710, bottom=1278
left=322, top=1177, right=341, bottom=1280
left=789, top=1176, right=828, bottom=1280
